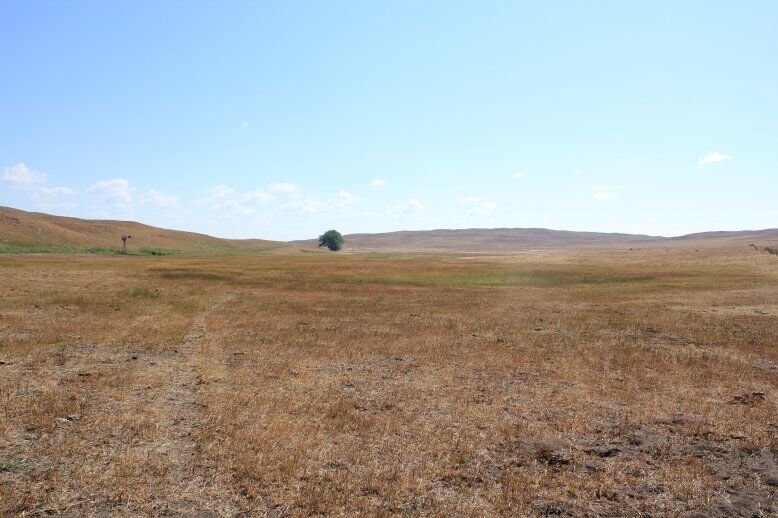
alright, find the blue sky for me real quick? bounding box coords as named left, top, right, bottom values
left=1, top=1, right=776, bottom=240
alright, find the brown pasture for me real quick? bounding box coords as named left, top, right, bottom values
left=0, top=248, right=775, bottom=516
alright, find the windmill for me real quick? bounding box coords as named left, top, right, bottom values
left=121, top=234, right=132, bottom=254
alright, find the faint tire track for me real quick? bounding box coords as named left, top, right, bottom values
left=154, top=293, right=236, bottom=516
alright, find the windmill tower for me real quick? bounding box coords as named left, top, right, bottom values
left=121, top=234, right=132, bottom=254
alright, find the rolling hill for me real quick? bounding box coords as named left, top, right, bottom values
left=293, top=227, right=778, bottom=252
left=295, top=228, right=661, bottom=252
left=1, top=205, right=776, bottom=253
left=0, top=206, right=281, bottom=252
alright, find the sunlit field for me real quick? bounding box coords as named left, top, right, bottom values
left=1, top=248, right=776, bottom=516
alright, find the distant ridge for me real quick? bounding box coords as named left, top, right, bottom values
left=293, top=227, right=778, bottom=252
left=1, top=205, right=776, bottom=253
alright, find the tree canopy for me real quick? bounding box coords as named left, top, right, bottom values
left=318, top=230, right=344, bottom=251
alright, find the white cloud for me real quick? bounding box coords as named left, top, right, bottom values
left=698, top=151, right=733, bottom=168
left=3, top=163, right=48, bottom=189
left=193, top=185, right=237, bottom=207
left=36, top=186, right=75, bottom=196
left=387, top=198, right=423, bottom=217
left=242, top=190, right=274, bottom=204
left=333, top=190, right=361, bottom=208
left=573, top=169, right=583, bottom=175
left=592, top=185, right=617, bottom=201
left=194, top=185, right=275, bottom=217
left=275, top=190, right=362, bottom=217
left=210, top=185, right=235, bottom=198
left=458, top=195, right=496, bottom=215
left=140, top=190, right=181, bottom=209
left=594, top=191, right=618, bottom=200
left=268, top=182, right=298, bottom=193
left=370, top=178, right=387, bottom=190
left=218, top=198, right=257, bottom=216
left=3, top=163, right=76, bottom=210
left=470, top=201, right=496, bottom=214
left=513, top=171, right=525, bottom=178
left=278, top=196, right=323, bottom=214
left=31, top=186, right=76, bottom=210
left=87, top=179, right=134, bottom=203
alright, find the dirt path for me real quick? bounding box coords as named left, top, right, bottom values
left=151, top=293, right=237, bottom=516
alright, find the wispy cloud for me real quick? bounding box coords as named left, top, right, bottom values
left=512, top=171, right=525, bottom=178
left=194, top=185, right=276, bottom=217
left=370, top=179, right=387, bottom=190
left=458, top=195, right=496, bottom=214
left=592, top=185, right=617, bottom=201
left=243, top=190, right=274, bottom=204
left=387, top=198, right=423, bottom=217
left=276, top=188, right=361, bottom=216
left=31, top=186, right=76, bottom=210
left=210, top=185, right=235, bottom=198
left=2, top=163, right=48, bottom=188
left=87, top=179, right=134, bottom=203
left=140, top=190, right=181, bottom=209
left=755, top=210, right=778, bottom=218
left=698, top=151, right=733, bottom=168
left=3, top=163, right=76, bottom=210
left=333, top=190, right=361, bottom=208
left=35, top=186, right=75, bottom=196
left=268, top=182, right=298, bottom=193
left=278, top=196, right=324, bottom=215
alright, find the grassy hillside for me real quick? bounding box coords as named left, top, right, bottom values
left=0, top=206, right=281, bottom=253
left=2, top=205, right=776, bottom=254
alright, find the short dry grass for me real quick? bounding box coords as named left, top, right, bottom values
left=0, top=248, right=775, bottom=516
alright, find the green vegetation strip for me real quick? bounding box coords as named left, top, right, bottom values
left=333, top=266, right=757, bottom=290
left=0, top=244, right=282, bottom=255
left=0, top=461, right=27, bottom=472
left=0, top=245, right=182, bottom=255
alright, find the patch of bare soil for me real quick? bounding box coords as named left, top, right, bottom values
left=578, top=418, right=777, bottom=517
left=670, top=304, right=778, bottom=317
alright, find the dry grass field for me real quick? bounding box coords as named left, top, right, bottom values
left=0, top=247, right=776, bottom=516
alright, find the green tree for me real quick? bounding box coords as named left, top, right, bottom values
left=318, top=229, right=344, bottom=251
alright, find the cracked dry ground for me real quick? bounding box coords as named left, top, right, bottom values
left=1, top=249, right=776, bottom=516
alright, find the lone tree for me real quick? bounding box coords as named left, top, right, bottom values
left=318, top=230, right=344, bottom=251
